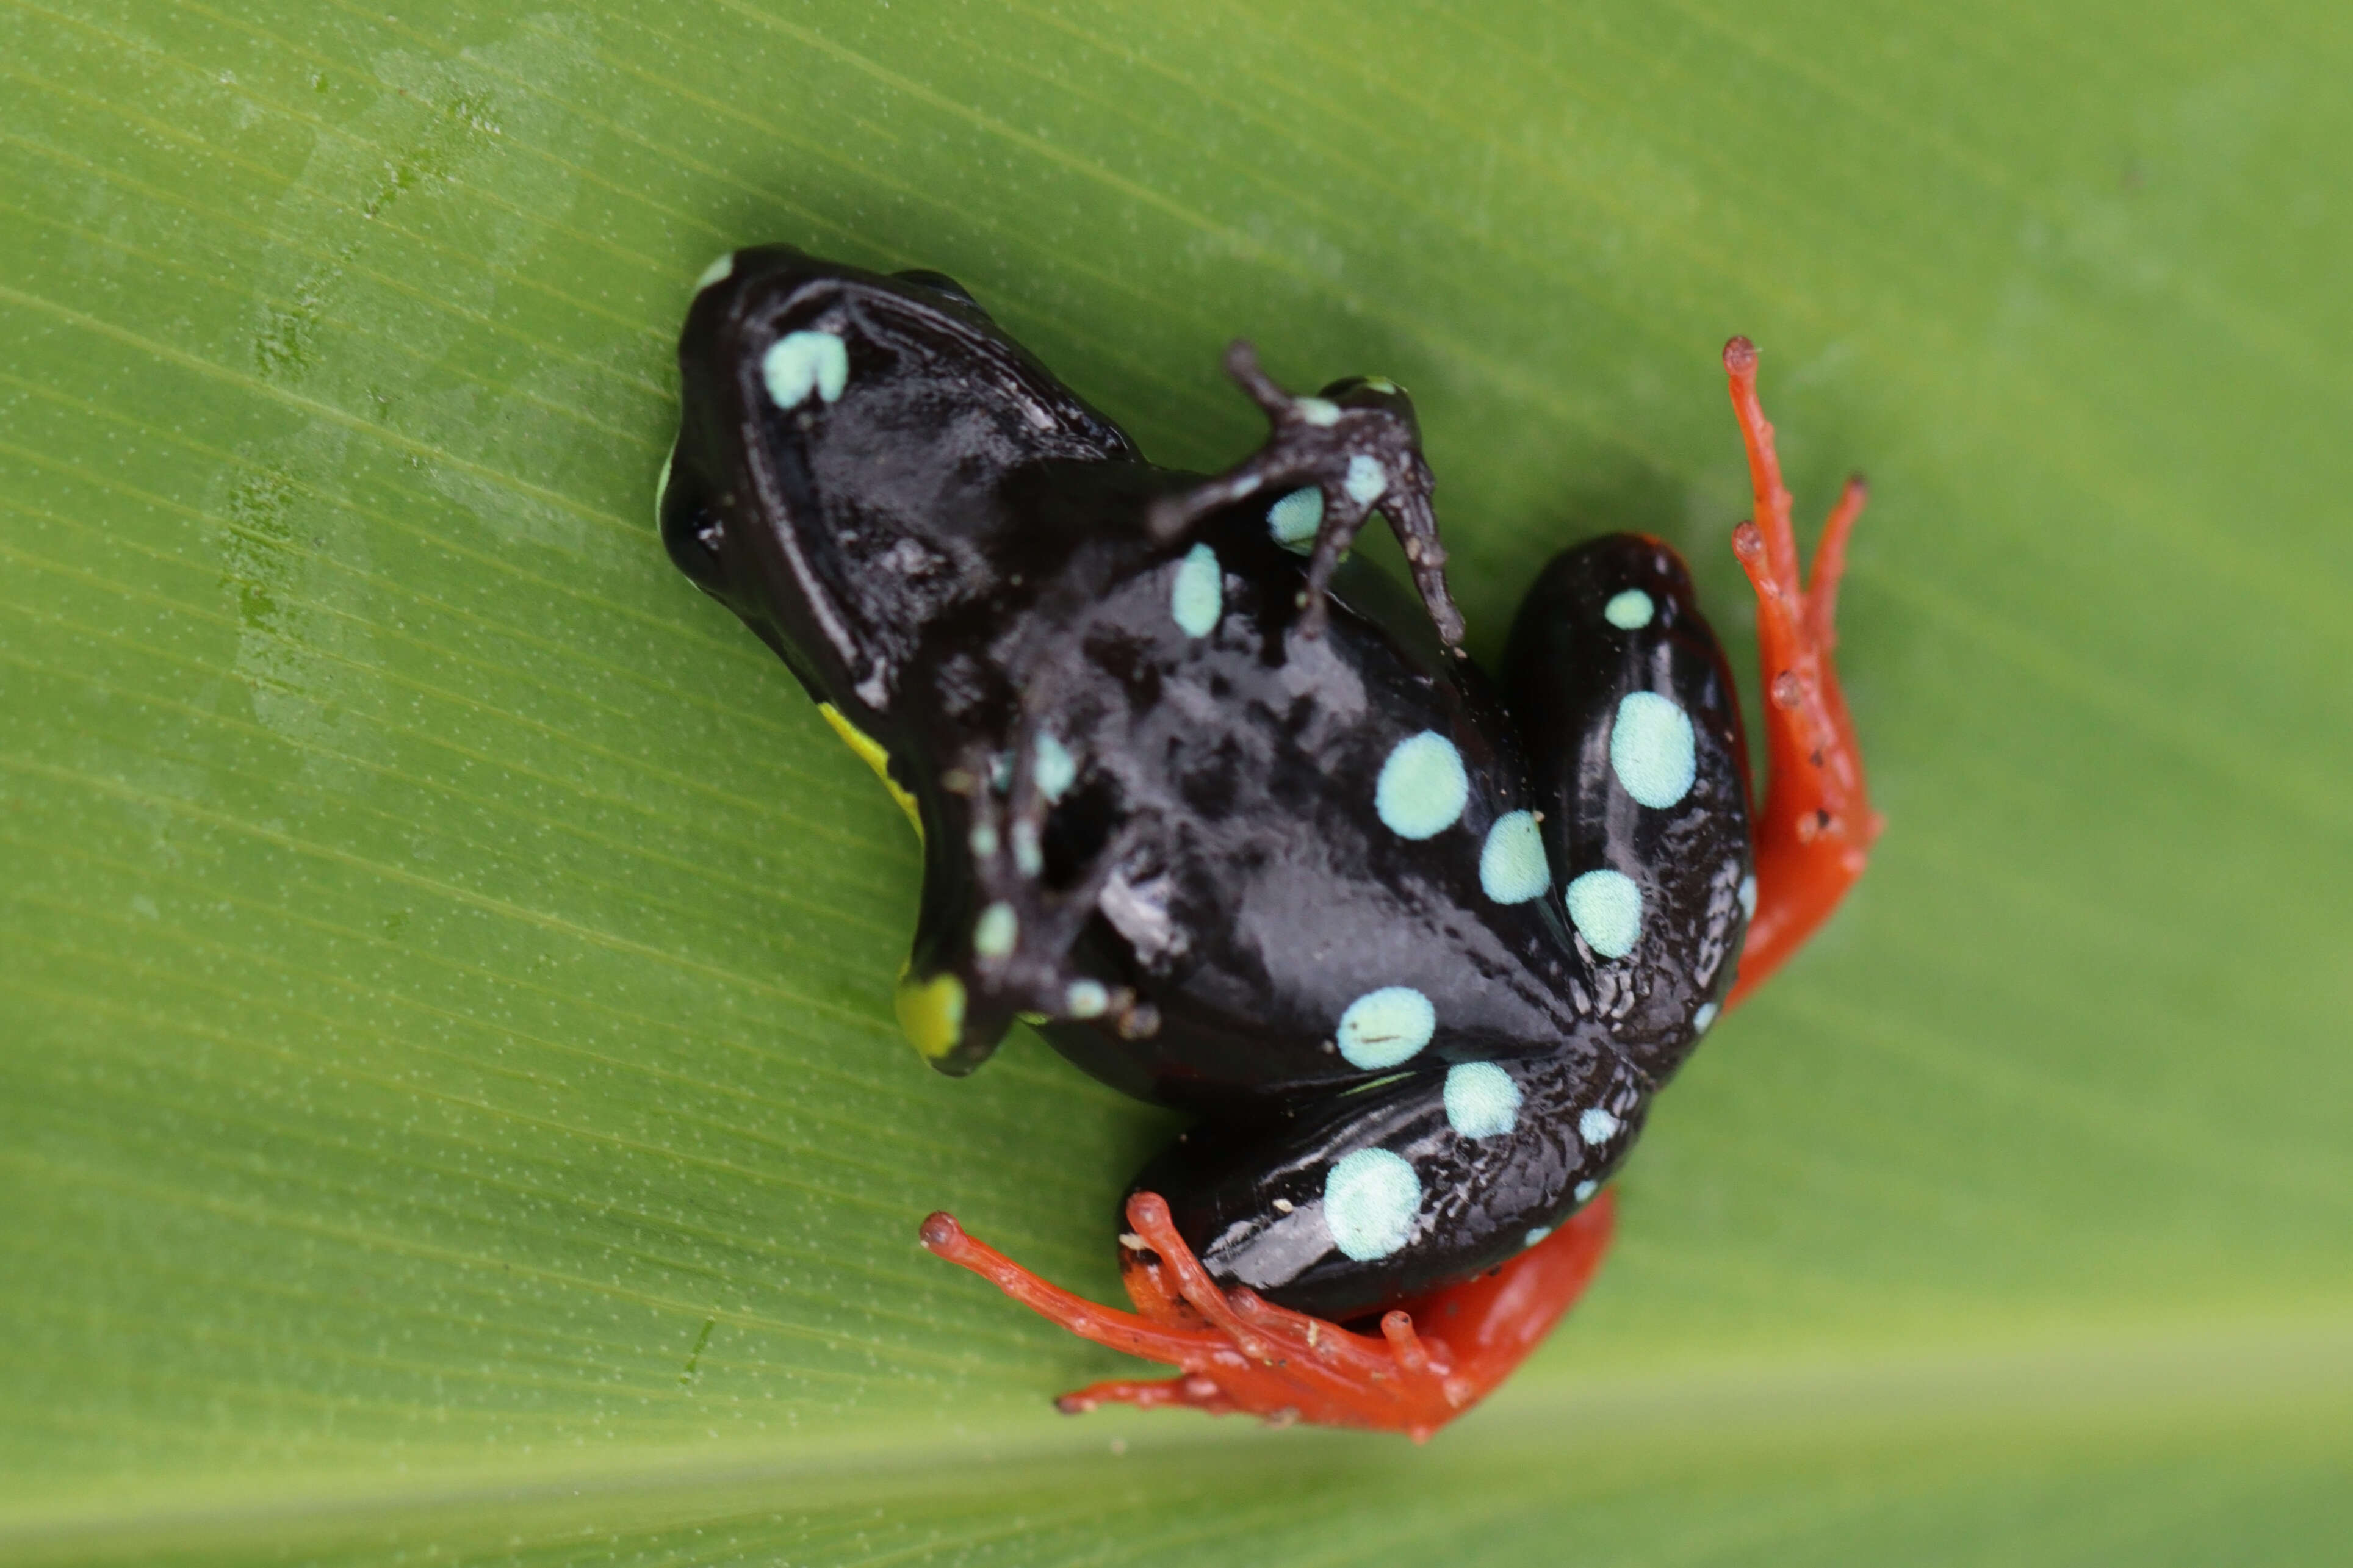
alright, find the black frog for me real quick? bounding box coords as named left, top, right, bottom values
left=659, top=246, right=1874, bottom=1434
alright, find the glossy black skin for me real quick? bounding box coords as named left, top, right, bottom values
left=663, top=248, right=1751, bottom=1321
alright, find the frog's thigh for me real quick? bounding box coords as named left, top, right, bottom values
left=1501, top=534, right=1751, bottom=1078
left=1131, top=1046, right=1646, bottom=1322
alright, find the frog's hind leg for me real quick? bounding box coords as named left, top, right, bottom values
left=922, top=1193, right=1586, bottom=1439
left=1720, top=337, right=1882, bottom=1008
left=1147, top=342, right=1467, bottom=649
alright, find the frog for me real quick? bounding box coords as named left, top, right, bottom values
left=659, top=245, right=1879, bottom=1440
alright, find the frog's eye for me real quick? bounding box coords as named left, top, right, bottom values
left=892, top=268, right=990, bottom=318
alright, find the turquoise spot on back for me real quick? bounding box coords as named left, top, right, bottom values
left=1323, top=1148, right=1422, bottom=1261
left=1033, top=733, right=1077, bottom=801
left=1267, top=486, right=1322, bottom=553
left=973, top=902, right=1018, bottom=960
left=1610, top=691, right=1696, bottom=808
left=1565, top=869, right=1643, bottom=958
left=1604, top=588, right=1655, bottom=629
left=1477, top=810, right=1549, bottom=903
left=1443, top=1062, right=1522, bottom=1139
left=1171, top=543, right=1222, bottom=637
left=763, top=330, right=849, bottom=408
left=1336, top=986, right=1435, bottom=1068
left=1374, top=731, right=1468, bottom=840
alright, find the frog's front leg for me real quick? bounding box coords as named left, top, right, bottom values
left=1718, top=337, right=1882, bottom=1005
left=1147, top=342, right=1467, bottom=648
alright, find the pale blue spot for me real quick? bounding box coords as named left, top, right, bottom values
left=1739, top=872, right=1758, bottom=921
left=1065, top=980, right=1109, bottom=1019
left=1229, top=473, right=1262, bottom=497
left=1344, top=454, right=1388, bottom=506
left=1524, top=1226, right=1552, bottom=1248
left=1336, top=986, right=1435, bottom=1069
left=1323, top=1148, right=1422, bottom=1261
left=1444, top=1061, right=1522, bottom=1139
left=1577, top=1107, right=1622, bottom=1146
left=974, top=902, right=1017, bottom=960
left=693, top=253, right=735, bottom=292
left=763, top=329, right=849, bottom=408
left=968, top=823, right=999, bottom=859
left=1033, top=733, right=1077, bottom=801
left=1692, top=1002, right=1718, bottom=1035
left=1012, top=819, right=1043, bottom=878
left=1295, top=396, right=1342, bottom=426
left=1479, top=810, right=1549, bottom=903
left=1604, top=588, right=1654, bottom=629
left=1375, top=731, right=1468, bottom=840
left=1566, top=869, right=1643, bottom=958
left=1610, top=692, right=1697, bottom=808
left=1573, top=1179, right=1599, bottom=1204
left=1171, top=543, right=1222, bottom=637
left=1268, top=486, right=1322, bottom=553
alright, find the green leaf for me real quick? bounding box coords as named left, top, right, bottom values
left=4, top=1, right=2349, bottom=1562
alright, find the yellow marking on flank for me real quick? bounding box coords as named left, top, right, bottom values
left=820, top=702, right=922, bottom=843
left=895, top=969, right=967, bottom=1063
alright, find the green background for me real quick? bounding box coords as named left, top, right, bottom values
left=4, top=1, right=2348, bottom=1562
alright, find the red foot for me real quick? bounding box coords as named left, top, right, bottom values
left=920, top=1191, right=1615, bottom=1441
left=1720, top=337, right=1882, bottom=1010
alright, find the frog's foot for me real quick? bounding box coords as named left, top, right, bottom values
left=943, top=733, right=1154, bottom=1038
left=1147, top=341, right=1466, bottom=650
left=920, top=1190, right=1615, bottom=1441
left=1720, top=337, right=1884, bottom=1009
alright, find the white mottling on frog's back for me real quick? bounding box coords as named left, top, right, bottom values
left=1170, top=543, right=1223, bottom=637
left=1336, top=986, right=1436, bottom=1069
left=1375, top=731, right=1468, bottom=840
left=974, top=902, right=1017, bottom=959
left=1443, top=1062, right=1522, bottom=1139
left=1610, top=691, right=1696, bottom=808
left=1478, top=810, right=1549, bottom=903
left=1604, top=588, right=1654, bottom=629
left=1323, top=1148, right=1421, bottom=1261
left=1268, top=486, right=1322, bottom=553
left=763, top=329, right=850, bottom=408
left=1565, top=869, right=1643, bottom=958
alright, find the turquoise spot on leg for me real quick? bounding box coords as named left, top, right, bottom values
left=762, top=330, right=850, bottom=408
left=1033, top=733, right=1077, bottom=801
left=1523, top=1226, right=1552, bottom=1249
left=1344, top=453, right=1388, bottom=505
left=1609, top=691, right=1697, bottom=808
left=1374, top=731, right=1468, bottom=839
left=1478, top=810, right=1549, bottom=903
left=1692, top=1001, right=1718, bottom=1034
left=1295, top=396, right=1342, bottom=426
left=1322, top=1148, right=1422, bottom=1261
left=973, top=902, right=1018, bottom=959
left=1336, top=986, right=1435, bottom=1068
left=1170, top=542, right=1223, bottom=637
left=1065, top=979, right=1109, bottom=1019
left=1573, top=1179, right=1599, bottom=1204
left=693, top=253, right=735, bottom=292
left=1443, top=1061, right=1522, bottom=1139
left=1739, top=872, right=1758, bottom=921
left=1577, top=1107, right=1623, bottom=1146
left=1566, top=869, right=1643, bottom=958
left=1268, top=486, right=1322, bottom=553
left=1603, top=588, right=1655, bottom=629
